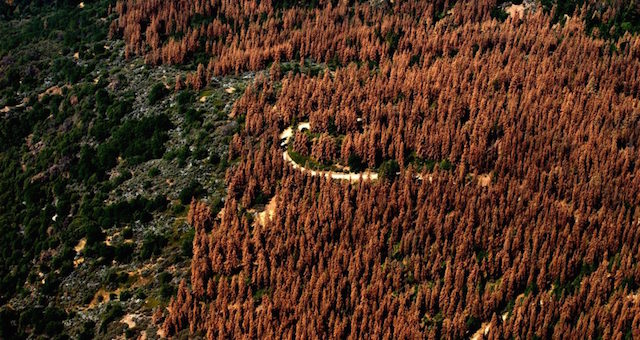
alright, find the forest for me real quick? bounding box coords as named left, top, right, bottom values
left=107, top=0, right=640, bottom=339
left=0, top=0, right=638, bottom=338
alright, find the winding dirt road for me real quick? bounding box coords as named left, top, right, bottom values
left=279, top=122, right=378, bottom=182
left=279, top=122, right=469, bottom=184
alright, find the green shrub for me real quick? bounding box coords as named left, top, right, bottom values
left=185, top=108, right=203, bottom=125
left=114, top=243, right=134, bottom=263
left=134, top=288, right=147, bottom=300
left=490, top=6, right=508, bottom=22
left=439, top=159, right=452, bottom=171
left=140, top=233, right=168, bottom=260
left=148, top=167, right=160, bottom=177
left=347, top=153, right=365, bottom=172
left=209, top=152, right=221, bottom=165
left=379, top=160, right=399, bottom=181
left=94, top=88, right=111, bottom=113
left=119, top=290, right=132, bottom=301
left=99, top=302, right=124, bottom=333
left=78, top=321, right=95, bottom=340
left=181, top=228, right=195, bottom=257
left=179, top=180, right=205, bottom=205
left=104, top=270, right=129, bottom=290
left=160, top=283, right=175, bottom=299
left=176, top=90, right=194, bottom=107
left=148, top=83, right=167, bottom=105
left=158, top=272, right=172, bottom=284
left=172, top=203, right=186, bottom=215
left=121, top=227, right=133, bottom=239
left=176, top=145, right=190, bottom=167
left=193, top=147, right=208, bottom=160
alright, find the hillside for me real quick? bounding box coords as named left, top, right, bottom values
left=2, top=0, right=640, bottom=339
left=0, top=1, right=242, bottom=338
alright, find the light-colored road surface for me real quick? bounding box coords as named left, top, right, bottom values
left=470, top=323, right=490, bottom=340
left=277, top=122, right=444, bottom=183
left=279, top=122, right=379, bottom=182
left=282, top=150, right=378, bottom=181
left=279, top=122, right=310, bottom=146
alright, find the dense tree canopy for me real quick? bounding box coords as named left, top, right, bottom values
left=112, top=0, right=640, bottom=339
